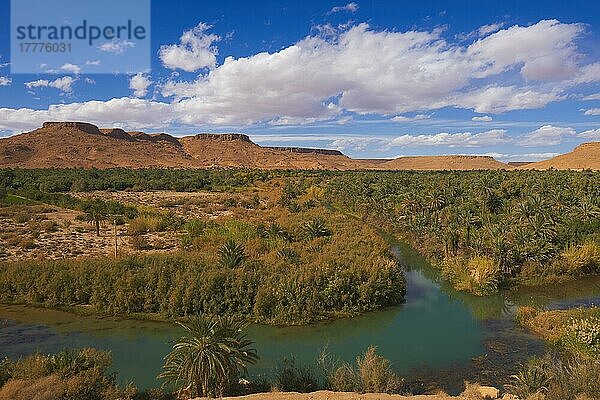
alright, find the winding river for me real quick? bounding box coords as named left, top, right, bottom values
left=1, top=241, right=599, bottom=394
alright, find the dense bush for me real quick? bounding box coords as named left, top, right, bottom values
left=272, top=358, right=321, bottom=393
left=0, top=168, right=284, bottom=193
left=441, top=256, right=501, bottom=296
left=506, top=354, right=600, bottom=400
left=0, top=251, right=404, bottom=325
left=517, top=306, right=600, bottom=359
left=326, top=170, right=600, bottom=293
left=0, top=173, right=406, bottom=325
left=0, top=348, right=158, bottom=400
left=317, top=346, right=404, bottom=394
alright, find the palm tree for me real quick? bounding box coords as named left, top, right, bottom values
left=81, top=200, right=108, bottom=236
left=159, top=314, right=258, bottom=398
left=459, top=209, right=479, bottom=248
left=443, top=225, right=460, bottom=256
left=577, top=198, right=600, bottom=221
left=303, top=218, right=331, bottom=238
left=219, top=239, right=246, bottom=268
left=259, top=221, right=291, bottom=241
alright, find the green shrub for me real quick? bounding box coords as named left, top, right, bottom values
left=183, top=219, right=207, bottom=238
left=0, top=358, right=10, bottom=387
left=12, top=213, right=30, bottom=224
left=40, top=220, right=59, bottom=232
left=0, top=202, right=405, bottom=325
left=277, top=247, right=300, bottom=264
left=131, top=236, right=152, bottom=251
left=564, top=317, right=600, bottom=356
left=0, top=348, right=125, bottom=400
left=560, top=242, right=600, bottom=275
left=506, top=354, right=600, bottom=400
left=219, top=239, right=246, bottom=268
left=329, top=363, right=358, bottom=392
left=355, top=346, right=403, bottom=394
left=325, top=347, right=402, bottom=394
left=506, top=356, right=553, bottom=398
left=127, top=215, right=162, bottom=235
left=441, top=256, right=500, bottom=296
left=303, top=218, right=331, bottom=239
left=272, top=358, right=321, bottom=393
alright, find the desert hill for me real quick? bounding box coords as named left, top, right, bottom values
left=178, top=133, right=363, bottom=169
left=0, top=122, right=364, bottom=170
left=0, top=122, right=193, bottom=169
left=0, top=121, right=551, bottom=171
left=380, top=155, right=509, bottom=170
left=518, top=142, right=600, bottom=170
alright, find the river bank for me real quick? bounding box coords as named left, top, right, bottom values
left=191, top=386, right=511, bottom=400
left=1, top=249, right=599, bottom=394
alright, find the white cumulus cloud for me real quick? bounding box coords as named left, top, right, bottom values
left=0, top=98, right=172, bottom=132
left=519, top=125, right=576, bottom=147
left=583, top=108, right=600, bottom=116
left=60, top=63, right=81, bottom=74
left=389, top=129, right=510, bottom=148
left=478, top=23, right=505, bottom=37
left=25, top=76, right=77, bottom=94
left=159, top=23, right=220, bottom=72
left=578, top=128, right=600, bottom=139
left=391, top=114, right=431, bottom=122
left=98, top=39, right=135, bottom=54
left=472, top=115, right=493, bottom=122
left=1, top=19, right=599, bottom=135
left=129, top=73, right=152, bottom=97
left=467, top=19, right=583, bottom=81
left=159, top=20, right=588, bottom=125
left=329, top=2, right=359, bottom=14
left=0, top=76, right=11, bottom=86
left=581, top=93, right=600, bottom=101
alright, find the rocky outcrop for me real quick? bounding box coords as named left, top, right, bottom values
left=100, top=128, right=136, bottom=142
left=42, top=121, right=102, bottom=135
left=129, top=131, right=182, bottom=146
left=193, top=133, right=253, bottom=143
left=265, top=147, right=344, bottom=156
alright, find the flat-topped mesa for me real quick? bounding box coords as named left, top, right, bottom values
left=42, top=121, right=102, bottom=135
left=266, top=146, right=344, bottom=156
left=440, top=155, right=495, bottom=160
left=192, top=133, right=253, bottom=143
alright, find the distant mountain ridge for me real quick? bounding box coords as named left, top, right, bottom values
left=1, top=121, right=597, bottom=170
left=0, top=122, right=362, bottom=170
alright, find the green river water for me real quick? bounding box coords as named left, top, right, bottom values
left=1, top=241, right=599, bottom=394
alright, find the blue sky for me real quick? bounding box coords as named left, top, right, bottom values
left=0, top=0, right=599, bottom=161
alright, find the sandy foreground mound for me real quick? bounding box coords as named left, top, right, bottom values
left=193, top=387, right=509, bottom=400
left=194, top=392, right=452, bottom=400
left=519, top=142, right=600, bottom=170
